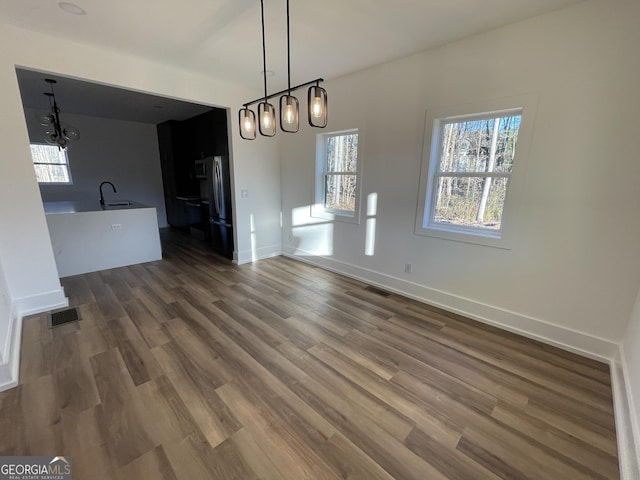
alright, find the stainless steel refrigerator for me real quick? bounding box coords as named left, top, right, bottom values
left=207, top=156, right=233, bottom=259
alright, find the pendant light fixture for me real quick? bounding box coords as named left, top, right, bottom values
left=308, top=82, right=328, bottom=128
left=238, top=0, right=327, bottom=140
left=40, top=79, right=80, bottom=150
left=279, top=0, right=298, bottom=133
left=239, top=107, right=256, bottom=140
left=257, top=0, right=276, bottom=137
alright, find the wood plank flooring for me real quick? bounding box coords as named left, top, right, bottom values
left=0, top=228, right=620, bottom=479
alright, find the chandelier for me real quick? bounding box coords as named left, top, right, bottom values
left=238, top=0, right=327, bottom=140
left=39, top=79, right=80, bottom=150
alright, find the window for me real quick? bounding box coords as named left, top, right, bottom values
left=416, top=96, right=537, bottom=248
left=30, top=144, right=72, bottom=184
left=429, top=111, right=522, bottom=232
left=313, top=129, right=362, bottom=223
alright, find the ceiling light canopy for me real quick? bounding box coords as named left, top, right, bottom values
left=239, top=0, right=327, bottom=140
left=58, top=2, right=86, bottom=15
left=39, top=79, right=80, bottom=150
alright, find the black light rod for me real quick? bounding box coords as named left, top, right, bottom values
left=243, top=78, right=324, bottom=107
left=260, top=0, right=268, bottom=102
left=286, top=0, right=291, bottom=95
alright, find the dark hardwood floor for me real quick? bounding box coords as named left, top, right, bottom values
left=0, top=228, right=619, bottom=479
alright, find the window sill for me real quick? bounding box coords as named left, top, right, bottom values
left=311, top=204, right=360, bottom=224
left=415, top=224, right=512, bottom=250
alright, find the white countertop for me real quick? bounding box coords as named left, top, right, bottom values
left=43, top=200, right=152, bottom=214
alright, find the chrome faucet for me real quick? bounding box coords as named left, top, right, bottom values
left=99, top=181, right=117, bottom=206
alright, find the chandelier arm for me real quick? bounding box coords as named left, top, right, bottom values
left=46, top=81, right=63, bottom=138
left=52, top=100, right=63, bottom=135
left=243, top=78, right=324, bottom=108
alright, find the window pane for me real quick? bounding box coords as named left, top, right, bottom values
left=34, top=164, right=70, bottom=183
left=30, top=144, right=68, bottom=165
left=30, top=144, right=71, bottom=184
left=439, top=115, right=521, bottom=174
left=433, top=176, right=508, bottom=229
left=326, top=134, right=358, bottom=173
left=324, top=174, right=357, bottom=212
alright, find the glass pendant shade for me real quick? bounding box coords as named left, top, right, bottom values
left=62, top=124, right=80, bottom=141
left=38, top=112, right=54, bottom=126
left=44, top=132, right=58, bottom=145
left=279, top=95, right=299, bottom=133
left=45, top=131, right=67, bottom=148
left=239, top=108, right=256, bottom=140
left=258, top=102, right=276, bottom=137
left=308, top=86, right=328, bottom=128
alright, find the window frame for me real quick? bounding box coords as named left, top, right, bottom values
left=312, top=128, right=363, bottom=224
left=415, top=95, right=538, bottom=249
left=30, top=143, right=73, bottom=185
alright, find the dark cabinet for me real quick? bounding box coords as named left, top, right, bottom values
left=156, top=107, right=230, bottom=233
left=157, top=120, right=197, bottom=227
left=181, top=108, right=229, bottom=160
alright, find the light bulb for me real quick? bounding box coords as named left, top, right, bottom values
left=311, top=95, right=323, bottom=118
left=262, top=111, right=272, bottom=128
left=285, top=104, right=294, bottom=123
left=243, top=115, right=253, bottom=131
left=257, top=103, right=275, bottom=136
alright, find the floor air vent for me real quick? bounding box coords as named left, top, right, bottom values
left=50, top=307, right=80, bottom=327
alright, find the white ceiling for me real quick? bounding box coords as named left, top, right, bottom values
left=3, top=0, right=585, bottom=122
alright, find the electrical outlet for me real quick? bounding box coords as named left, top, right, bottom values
left=404, top=263, right=412, bottom=274
left=111, top=224, right=122, bottom=230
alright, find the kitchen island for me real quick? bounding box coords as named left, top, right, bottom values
left=44, top=200, right=162, bottom=278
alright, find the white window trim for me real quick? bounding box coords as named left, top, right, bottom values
left=312, top=128, right=363, bottom=224
left=30, top=143, right=73, bottom=185
left=415, top=94, right=538, bottom=249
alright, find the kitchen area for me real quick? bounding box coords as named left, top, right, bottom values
left=156, top=107, right=234, bottom=259
left=16, top=68, right=235, bottom=278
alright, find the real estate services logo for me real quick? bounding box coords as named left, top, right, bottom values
left=0, top=456, right=72, bottom=480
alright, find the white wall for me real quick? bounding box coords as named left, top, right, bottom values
left=281, top=0, right=640, bottom=358
left=24, top=109, right=169, bottom=227
left=0, top=23, right=282, bottom=389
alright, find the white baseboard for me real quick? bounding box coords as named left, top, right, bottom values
left=13, top=287, right=68, bottom=317
left=282, top=247, right=617, bottom=361
left=0, top=310, right=22, bottom=392
left=611, top=346, right=640, bottom=480
left=0, top=288, right=68, bottom=392
left=234, top=244, right=282, bottom=265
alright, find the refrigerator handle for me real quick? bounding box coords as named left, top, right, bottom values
left=212, top=158, right=222, bottom=216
